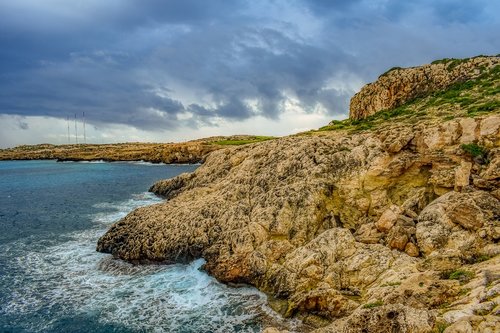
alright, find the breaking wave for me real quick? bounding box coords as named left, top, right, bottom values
left=0, top=192, right=299, bottom=332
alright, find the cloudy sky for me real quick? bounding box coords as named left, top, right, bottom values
left=0, top=0, right=499, bottom=147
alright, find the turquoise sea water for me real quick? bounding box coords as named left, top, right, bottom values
left=0, top=160, right=290, bottom=333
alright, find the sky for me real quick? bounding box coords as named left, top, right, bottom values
left=0, top=0, right=499, bottom=147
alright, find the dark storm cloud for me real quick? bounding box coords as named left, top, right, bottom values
left=0, top=0, right=499, bottom=131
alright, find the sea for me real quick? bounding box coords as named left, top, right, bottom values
left=0, top=160, right=296, bottom=333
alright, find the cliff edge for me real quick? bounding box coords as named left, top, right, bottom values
left=97, top=56, right=500, bottom=332
left=350, top=56, right=499, bottom=120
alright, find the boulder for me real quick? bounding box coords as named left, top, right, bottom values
left=376, top=205, right=403, bottom=233
left=416, top=191, right=500, bottom=259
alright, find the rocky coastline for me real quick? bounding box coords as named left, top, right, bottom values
left=97, top=56, right=500, bottom=332
left=0, top=136, right=272, bottom=164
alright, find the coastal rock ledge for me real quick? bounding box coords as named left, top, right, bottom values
left=98, top=57, right=500, bottom=333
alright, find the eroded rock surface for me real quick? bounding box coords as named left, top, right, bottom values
left=97, top=112, right=500, bottom=332
left=349, top=56, right=500, bottom=120
left=97, top=56, right=500, bottom=332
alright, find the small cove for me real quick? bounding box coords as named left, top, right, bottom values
left=0, top=160, right=296, bottom=332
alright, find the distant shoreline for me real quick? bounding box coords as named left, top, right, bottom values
left=0, top=136, right=274, bottom=164
left=0, top=158, right=202, bottom=166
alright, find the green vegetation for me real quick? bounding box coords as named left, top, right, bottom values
left=431, top=55, right=489, bottom=71
left=212, top=136, right=275, bottom=146
left=467, top=100, right=500, bottom=116
left=379, top=66, right=402, bottom=78
left=363, top=300, right=384, bottom=309
left=470, top=254, right=491, bottom=263
left=440, top=269, right=475, bottom=284
left=313, top=60, right=499, bottom=135
left=316, top=101, right=417, bottom=133
left=460, top=143, right=487, bottom=159
left=474, top=254, right=491, bottom=263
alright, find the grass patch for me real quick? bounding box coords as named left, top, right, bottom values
left=464, top=254, right=491, bottom=264
left=317, top=58, right=499, bottom=134
left=212, top=136, right=275, bottom=146
left=363, top=300, right=384, bottom=309
left=460, top=143, right=487, bottom=158
left=486, top=86, right=500, bottom=95
left=425, top=64, right=499, bottom=117
left=318, top=103, right=416, bottom=133
left=430, top=57, right=473, bottom=71
left=440, top=269, right=475, bottom=284
left=318, top=120, right=350, bottom=131
left=467, top=100, right=500, bottom=116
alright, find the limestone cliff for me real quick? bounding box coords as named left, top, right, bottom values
left=350, top=55, right=499, bottom=120
left=97, top=57, right=500, bottom=332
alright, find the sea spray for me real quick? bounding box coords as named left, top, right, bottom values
left=1, top=192, right=272, bottom=332
left=0, top=161, right=300, bottom=333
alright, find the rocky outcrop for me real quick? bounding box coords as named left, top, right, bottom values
left=97, top=57, right=500, bottom=332
left=416, top=191, right=500, bottom=262
left=349, top=56, right=500, bottom=120
left=97, top=112, right=500, bottom=332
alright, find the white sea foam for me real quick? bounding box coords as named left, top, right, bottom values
left=59, top=160, right=107, bottom=163
left=61, top=160, right=201, bottom=166
left=0, top=192, right=300, bottom=332
left=125, top=161, right=203, bottom=166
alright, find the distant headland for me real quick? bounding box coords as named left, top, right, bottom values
left=0, top=136, right=275, bottom=164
